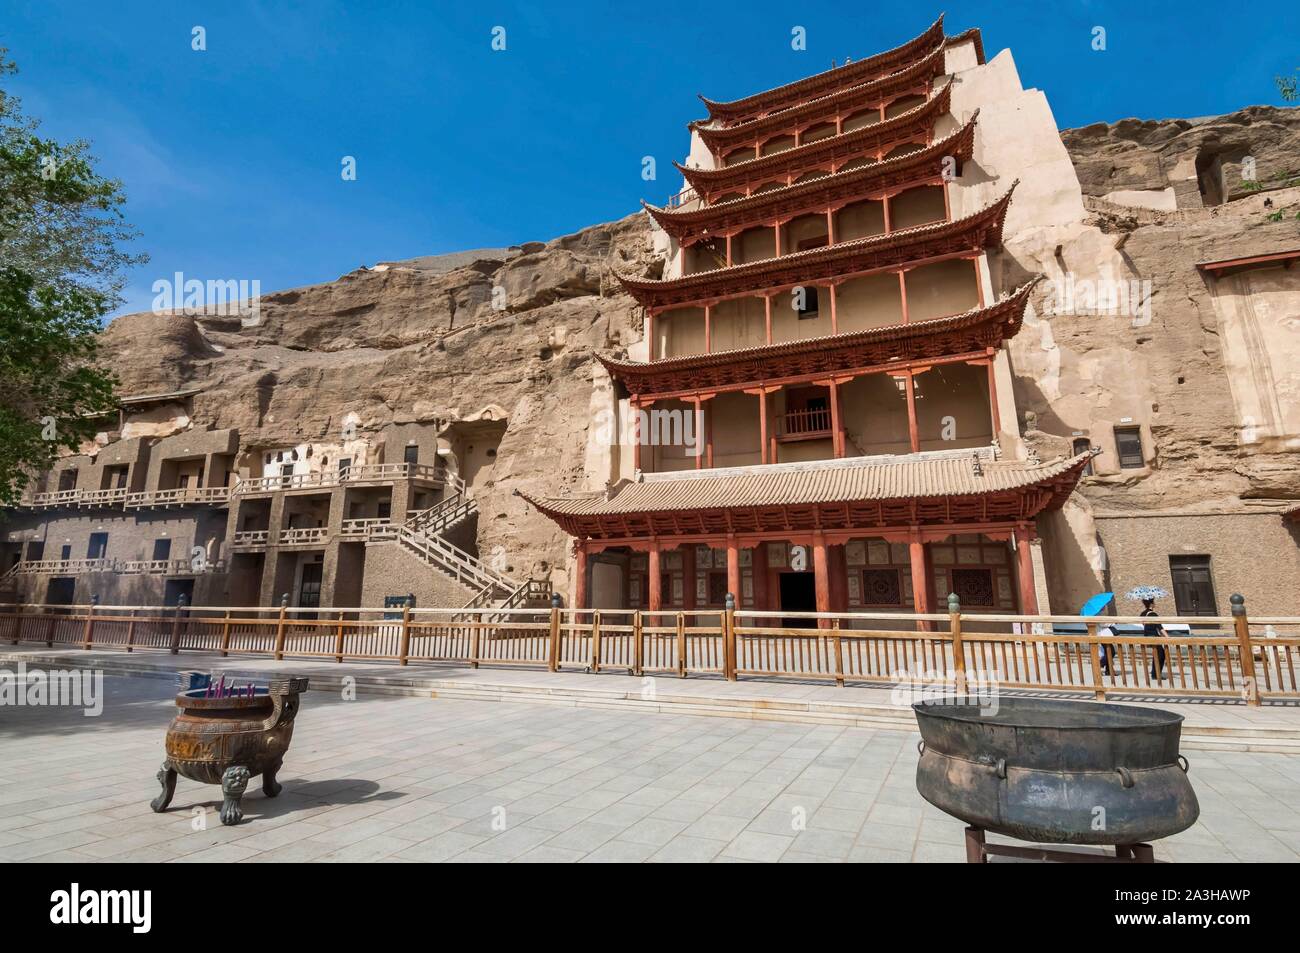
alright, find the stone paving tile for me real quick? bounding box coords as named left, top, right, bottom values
left=2, top=672, right=1299, bottom=864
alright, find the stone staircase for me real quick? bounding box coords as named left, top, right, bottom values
left=392, top=480, right=551, bottom=613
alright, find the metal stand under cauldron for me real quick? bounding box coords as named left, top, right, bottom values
left=913, top=697, right=1199, bottom=864
left=150, top=672, right=309, bottom=825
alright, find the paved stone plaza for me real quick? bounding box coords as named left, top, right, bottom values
left=2, top=672, right=1299, bottom=862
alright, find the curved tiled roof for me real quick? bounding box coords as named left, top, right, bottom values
left=696, top=16, right=946, bottom=124
left=646, top=113, right=978, bottom=240
left=597, top=281, right=1037, bottom=397
left=520, top=453, right=1092, bottom=520
left=619, top=185, right=1016, bottom=309
left=674, top=86, right=953, bottom=197
left=695, top=47, right=948, bottom=155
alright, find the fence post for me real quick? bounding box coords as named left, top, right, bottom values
left=676, top=611, right=687, bottom=678
left=169, top=595, right=187, bottom=655
left=45, top=607, right=56, bottom=646
left=273, top=594, right=288, bottom=661
left=547, top=593, right=561, bottom=672
left=948, top=593, right=967, bottom=697
left=125, top=608, right=137, bottom=653
left=724, top=593, right=737, bottom=681
left=398, top=597, right=412, bottom=666
left=1231, top=593, right=1260, bottom=706
left=632, top=610, right=644, bottom=676
left=220, top=608, right=232, bottom=657
left=1086, top=621, right=1106, bottom=701
left=334, top=609, right=345, bottom=663
left=81, top=594, right=98, bottom=650
left=12, top=604, right=24, bottom=645
left=831, top=618, right=845, bottom=687
left=590, top=610, right=603, bottom=673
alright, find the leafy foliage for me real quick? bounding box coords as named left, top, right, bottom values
left=0, top=49, right=142, bottom=504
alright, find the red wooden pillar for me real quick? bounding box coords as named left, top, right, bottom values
left=631, top=398, right=642, bottom=472
left=645, top=310, right=655, bottom=361
left=904, top=373, right=920, bottom=453
left=828, top=283, right=839, bottom=335
left=764, top=295, right=773, bottom=345
left=647, top=540, right=663, bottom=615
left=692, top=398, right=704, bottom=470
left=826, top=207, right=836, bottom=245
left=898, top=269, right=909, bottom=323
left=703, top=304, right=712, bottom=353
left=574, top=541, right=589, bottom=614
left=725, top=233, right=733, bottom=267
left=758, top=389, right=769, bottom=464
left=812, top=533, right=831, bottom=629
left=829, top=379, right=843, bottom=458
left=682, top=544, right=696, bottom=624
left=986, top=356, right=1001, bottom=438
left=774, top=220, right=782, bottom=256
left=1015, top=524, right=1039, bottom=616
left=726, top=535, right=741, bottom=608
left=883, top=194, right=892, bottom=234
left=908, top=533, right=931, bottom=631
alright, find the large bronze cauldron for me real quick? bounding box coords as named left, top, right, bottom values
left=150, top=672, right=309, bottom=825
left=913, top=697, right=1198, bottom=862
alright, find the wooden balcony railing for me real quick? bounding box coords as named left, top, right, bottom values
left=279, top=527, right=330, bottom=546
left=231, top=530, right=270, bottom=548
left=777, top=407, right=833, bottom=439
left=126, top=486, right=231, bottom=508
left=0, top=595, right=1292, bottom=706
left=79, top=488, right=130, bottom=507
left=234, top=463, right=446, bottom=495
left=117, top=559, right=227, bottom=575
left=340, top=518, right=393, bottom=539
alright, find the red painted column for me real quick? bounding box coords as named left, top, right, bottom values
left=909, top=533, right=931, bottom=631
left=774, top=221, right=782, bottom=257
left=704, top=305, right=712, bottom=353
left=828, top=283, right=839, bottom=335
left=813, top=532, right=831, bottom=629
left=725, top=233, right=733, bottom=267
left=647, top=540, right=662, bottom=615
left=1015, top=524, right=1039, bottom=616
left=693, top=398, right=703, bottom=471
left=757, top=390, right=769, bottom=464
left=826, top=207, right=836, bottom=246
left=645, top=310, right=655, bottom=361
left=682, top=544, right=696, bottom=622
left=574, top=541, right=589, bottom=613
left=829, top=379, right=843, bottom=458
left=986, top=357, right=1001, bottom=439
left=764, top=294, right=773, bottom=344
left=631, top=399, right=642, bottom=472
left=904, top=373, right=920, bottom=453
left=726, top=535, right=741, bottom=607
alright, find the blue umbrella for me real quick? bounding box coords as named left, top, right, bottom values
left=1126, top=585, right=1170, bottom=602
left=1080, top=592, right=1114, bottom=616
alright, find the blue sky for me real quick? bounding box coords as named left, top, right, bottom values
left=5, top=0, right=1297, bottom=318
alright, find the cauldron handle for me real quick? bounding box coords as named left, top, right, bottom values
left=995, top=758, right=1006, bottom=780
left=1116, top=766, right=1135, bottom=788
left=917, top=740, right=925, bottom=756
left=1177, top=754, right=1190, bottom=774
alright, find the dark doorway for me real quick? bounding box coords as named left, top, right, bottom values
left=298, top=562, right=323, bottom=611
left=152, top=538, right=172, bottom=562
left=45, top=577, right=76, bottom=607
left=87, top=532, right=108, bottom=559
left=403, top=444, right=419, bottom=466
left=779, top=572, right=817, bottom=628
left=163, top=578, right=194, bottom=607
left=1169, top=555, right=1217, bottom=616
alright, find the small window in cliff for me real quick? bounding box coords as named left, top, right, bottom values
left=1072, top=437, right=1094, bottom=476
left=1114, top=426, right=1144, bottom=469
left=1195, top=146, right=1250, bottom=207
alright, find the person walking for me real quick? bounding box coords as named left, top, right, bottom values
left=1127, top=586, right=1171, bottom=681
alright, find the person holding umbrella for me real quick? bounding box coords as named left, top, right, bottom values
left=1127, top=586, right=1170, bottom=680
left=1080, top=592, right=1116, bottom=675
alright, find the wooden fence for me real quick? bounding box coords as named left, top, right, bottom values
left=0, top=594, right=1296, bottom=705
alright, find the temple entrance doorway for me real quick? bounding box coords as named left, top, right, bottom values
left=779, top=572, right=817, bottom=628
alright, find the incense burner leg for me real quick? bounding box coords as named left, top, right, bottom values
left=262, top=760, right=283, bottom=798
left=150, top=762, right=177, bottom=813
left=219, top=765, right=251, bottom=825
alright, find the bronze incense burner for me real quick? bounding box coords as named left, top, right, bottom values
left=150, top=672, right=309, bottom=825
left=913, top=697, right=1199, bottom=863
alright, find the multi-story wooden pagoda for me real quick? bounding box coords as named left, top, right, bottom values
left=523, top=16, right=1090, bottom=623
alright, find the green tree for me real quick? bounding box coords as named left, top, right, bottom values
left=0, top=49, right=144, bottom=504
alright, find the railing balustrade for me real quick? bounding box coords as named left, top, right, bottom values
left=0, top=595, right=1292, bottom=704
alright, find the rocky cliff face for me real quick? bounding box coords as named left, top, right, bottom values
left=100, top=213, right=657, bottom=583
